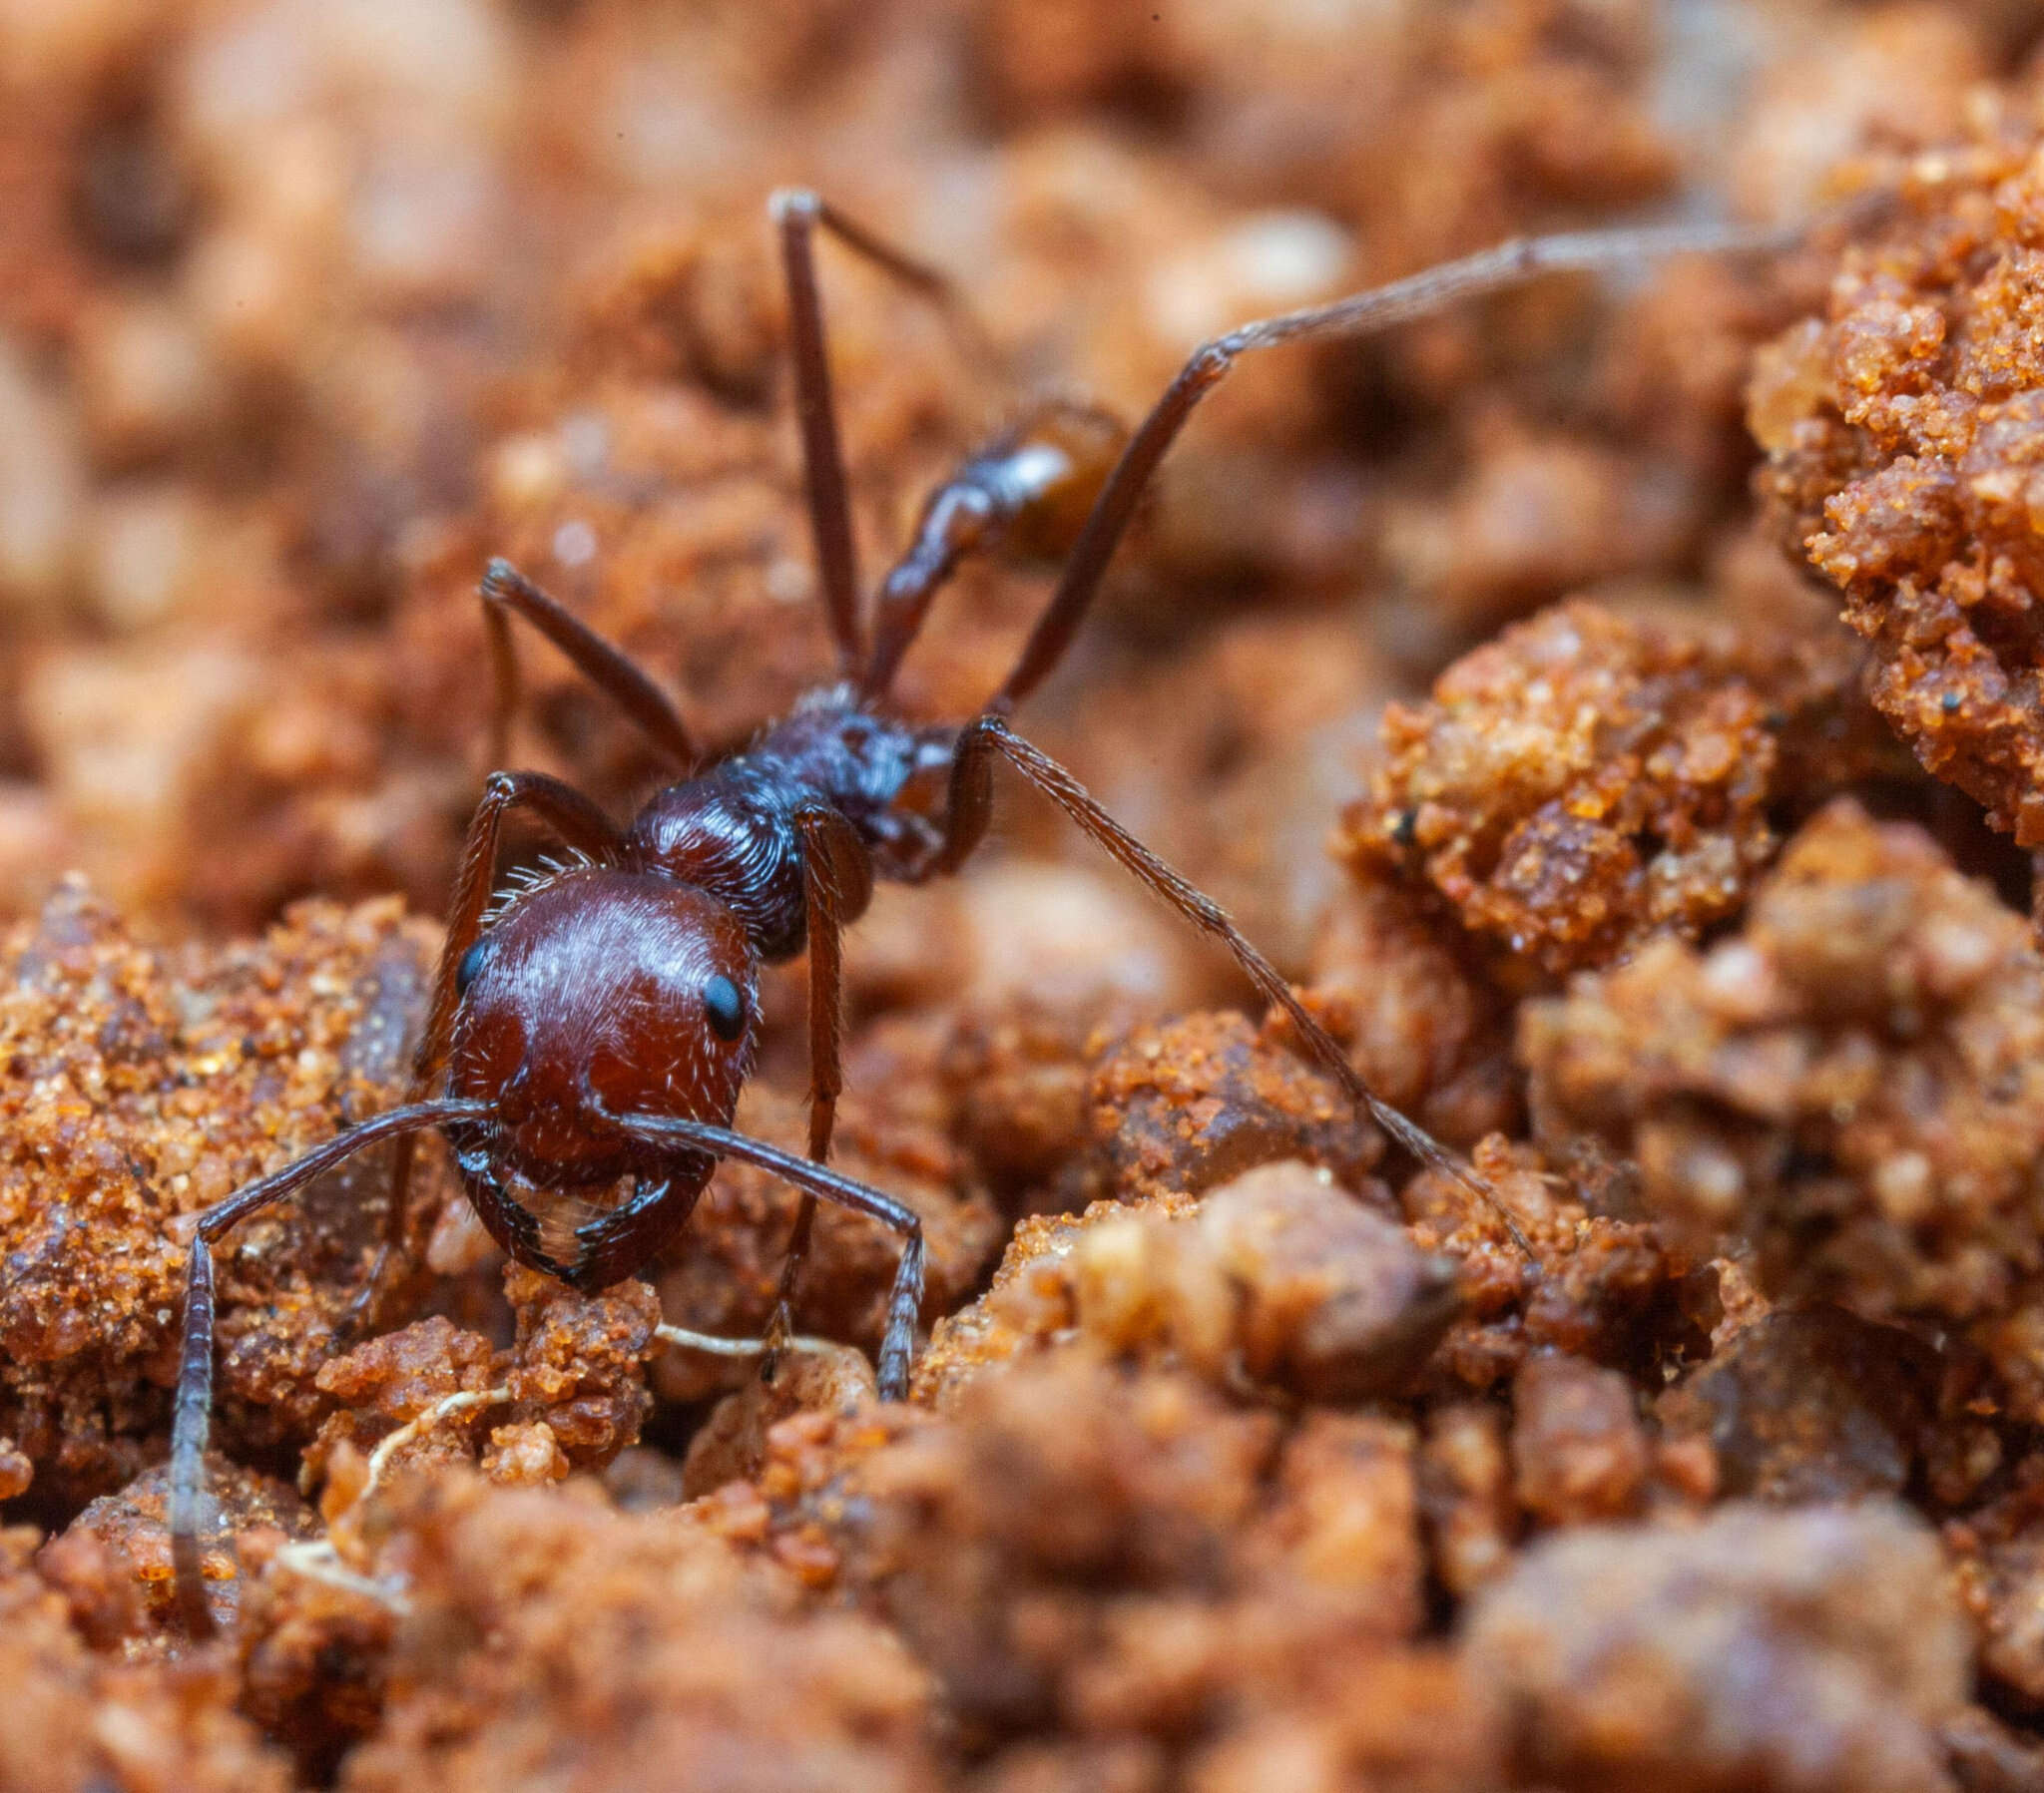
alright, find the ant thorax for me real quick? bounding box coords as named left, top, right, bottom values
left=623, top=691, right=955, bottom=955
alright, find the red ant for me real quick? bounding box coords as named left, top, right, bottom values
left=167, top=192, right=1786, bottom=1632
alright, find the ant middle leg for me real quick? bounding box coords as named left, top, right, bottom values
left=479, top=558, right=697, bottom=773
left=910, top=222, right=1809, bottom=1240
left=933, top=713, right=1536, bottom=1253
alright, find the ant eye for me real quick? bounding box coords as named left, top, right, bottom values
left=456, top=940, right=489, bottom=997
left=703, top=974, right=747, bottom=1043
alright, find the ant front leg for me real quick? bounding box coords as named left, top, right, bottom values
left=169, top=1099, right=490, bottom=1636
left=606, top=1112, right=926, bottom=1398
left=349, top=769, right=624, bottom=1340
left=764, top=806, right=874, bottom=1382
left=935, top=714, right=1536, bottom=1253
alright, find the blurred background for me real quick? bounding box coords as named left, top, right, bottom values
left=0, top=0, right=2035, bottom=991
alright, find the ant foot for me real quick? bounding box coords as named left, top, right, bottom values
left=759, top=1300, right=796, bottom=1386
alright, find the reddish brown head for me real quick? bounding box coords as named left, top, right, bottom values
left=440, top=867, right=758, bottom=1286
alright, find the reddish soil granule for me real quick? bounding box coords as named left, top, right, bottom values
left=1755, top=120, right=2044, bottom=847
left=1346, top=596, right=1890, bottom=981
left=0, top=880, right=451, bottom=1505
left=1523, top=798, right=2044, bottom=1418
left=1466, top=1500, right=1967, bottom=1792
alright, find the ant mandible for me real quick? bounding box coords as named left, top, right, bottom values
left=167, top=191, right=1785, bottom=1632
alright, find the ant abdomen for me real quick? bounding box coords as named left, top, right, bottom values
left=977, top=401, right=1130, bottom=565
left=864, top=400, right=1130, bottom=695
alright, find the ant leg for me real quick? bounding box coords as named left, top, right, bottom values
left=169, top=1098, right=491, bottom=1635
left=770, top=188, right=989, bottom=675
left=352, top=771, right=622, bottom=1339
left=795, top=806, right=872, bottom=1166
left=990, top=218, right=1795, bottom=711
left=936, top=714, right=1535, bottom=1253
left=479, top=559, right=697, bottom=772
left=772, top=189, right=984, bottom=342
left=413, top=770, right=620, bottom=1098
left=773, top=189, right=866, bottom=672
left=764, top=807, right=874, bottom=1379
left=605, top=1112, right=925, bottom=1398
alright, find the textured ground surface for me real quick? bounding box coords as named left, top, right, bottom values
left=11, top=1, right=2044, bottom=1788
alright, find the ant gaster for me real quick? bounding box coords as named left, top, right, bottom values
left=168, top=192, right=1785, bottom=1633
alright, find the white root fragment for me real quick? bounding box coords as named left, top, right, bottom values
left=345, top=1331, right=835, bottom=1511
left=654, top=1322, right=838, bottom=1358
left=294, top=1332, right=849, bottom=1602
left=270, top=1539, right=412, bottom=1613
left=361, top=1383, right=513, bottom=1502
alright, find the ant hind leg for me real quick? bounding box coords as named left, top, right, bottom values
left=934, top=713, right=1536, bottom=1253
left=770, top=188, right=993, bottom=678
left=925, top=220, right=1814, bottom=1233
left=986, top=217, right=1798, bottom=713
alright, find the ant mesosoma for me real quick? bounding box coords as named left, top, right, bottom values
left=167, top=191, right=1787, bottom=1632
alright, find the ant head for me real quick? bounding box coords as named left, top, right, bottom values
left=443, top=867, right=758, bottom=1191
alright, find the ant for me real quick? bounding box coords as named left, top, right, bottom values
left=167, top=190, right=1788, bottom=1633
